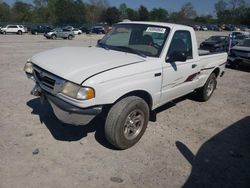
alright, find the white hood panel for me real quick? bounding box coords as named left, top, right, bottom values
left=31, top=47, right=145, bottom=84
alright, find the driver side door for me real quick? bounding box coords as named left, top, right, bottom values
left=160, top=30, right=200, bottom=104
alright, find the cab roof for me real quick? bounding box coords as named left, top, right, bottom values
left=118, top=21, right=193, bottom=30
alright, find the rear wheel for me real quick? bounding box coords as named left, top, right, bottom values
left=17, top=30, right=22, bottom=35
left=68, top=35, right=73, bottom=40
left=196, top=73, right=217, bottom=102
left=105, top=96, right=149, bottom=150
left=51, top=34, right=57, bottom=40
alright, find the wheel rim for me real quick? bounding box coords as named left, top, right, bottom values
left=206, top=79, right=215, bottom=97
left=124, top=109, right=144, bottom=140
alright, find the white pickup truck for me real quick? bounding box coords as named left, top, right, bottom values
left=24, top=22, right=227, bottom=149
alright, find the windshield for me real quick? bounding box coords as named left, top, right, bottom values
left=52, top=28, right=61, bottom=32
left=99, top=24, right=170, bottom=57
left=206, top=36, right=226, bottom=42
left=238, top=39, right=250, bottom=47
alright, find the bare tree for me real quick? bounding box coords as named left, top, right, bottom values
left=229, top=0, right=246, bottom=9
left=180, top=2, right=197, bottom=19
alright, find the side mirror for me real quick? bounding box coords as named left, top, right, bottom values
left=166, top=51, right=187, bottom=62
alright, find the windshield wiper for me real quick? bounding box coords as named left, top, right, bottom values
left=114, top=46, right=147, bottom=58
left=98, top=42, right=110, bottom=50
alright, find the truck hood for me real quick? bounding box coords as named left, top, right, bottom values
left=31, top=47, right=145, bottom=84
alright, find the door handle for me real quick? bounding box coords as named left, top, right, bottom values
left=192, top=64, right=197, bottom=68
left=154, top=73, right=162, bottom=77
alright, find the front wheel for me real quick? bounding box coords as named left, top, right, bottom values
left=105, top=96, right=149, bottom=150
left=196, top=73, right=217, bottom=102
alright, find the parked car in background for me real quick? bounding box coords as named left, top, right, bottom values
left=193, top=25, right=201, bottom=31
left=200, top=36, right=230, bottom=52
left=80, top=26, right=90, bottom=34
left=31, top=25, right=52, bottom=35
left=233, top=34, right=249, bottom=45
left=64, top=26, right=74, bottom=31
left=214, top=25, right=223, bottom=31
left=201, top=25, right=208, bottom=31
left=231, top=31, right=250, bottom=37
left=44, top=28, right=75, bottom=40
left=228, top=38, right=250, bottom=68
left=90, top=26, right=105, bottom=34
left=73, top=28, right=82, bottom=35
left=0, top=25, right=26, bottom=35
left=239, top=26, right=249, bottom=31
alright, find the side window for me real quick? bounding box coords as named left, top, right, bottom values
left=167, top=30, right=193, bottom=60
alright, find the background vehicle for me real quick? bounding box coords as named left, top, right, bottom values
left=200, top=36, right=229, bottom=52
left=80, top=26, right=90, bottom=34
left=228, top=38, right=250, bottom=68
left=193, top=25, right=201, bottom=31
left=64, top=26, right=74, bottom=31
left=73, top=28, right=82, bottom=35
left=31, top=25, right=52, bottom=35
left=44, top=28, right=75, bottom=40
left=201, top=25, right=208, bottom=31
left=90, top=26, right=105, bottom=34
left=25, top=22, right=227, bottom=149
left=0, top=25, right=25, bottom=35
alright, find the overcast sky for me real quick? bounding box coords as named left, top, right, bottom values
left=3, top=0, right=250, bottom=15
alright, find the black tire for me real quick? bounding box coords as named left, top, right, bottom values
left=68, top=35, right=73, bottom=40
left=105, top=96, right=149, bottom=150
left=196, top=73, right=217, bottom=102
left=17, top=30, right=22, bottom=35
left=3, top=31, right=7, bottom=35
left=51, top=34, right=57, bottom=40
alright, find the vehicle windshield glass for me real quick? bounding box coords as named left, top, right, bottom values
left=52, top=28, right=61, bottom=32
left=238, top=39, right=250, bottom=47
left=206, top=36, right=226, bottom=42
left=99, top=24, right=170, bottom=57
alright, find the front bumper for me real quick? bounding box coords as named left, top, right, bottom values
left=32, top=86, right=102, bottom=125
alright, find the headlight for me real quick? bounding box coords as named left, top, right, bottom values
left=61, top=82, right=95, bottom=100
left=24, top=61, right=33, bottom=74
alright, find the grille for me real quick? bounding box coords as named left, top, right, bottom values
left=33, top=65, right=64, bottom=94
left=34, top=69, right=55, bottom=90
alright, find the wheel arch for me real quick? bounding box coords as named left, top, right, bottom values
left=115, top=90, right=153, bottom=110
left=212, top=67, right=220, bottom=78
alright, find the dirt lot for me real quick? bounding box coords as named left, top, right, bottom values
left=0, top=31, right=250, bottom=188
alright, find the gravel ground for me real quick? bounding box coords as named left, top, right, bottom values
left=0, top=31, right=250, bottom=188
